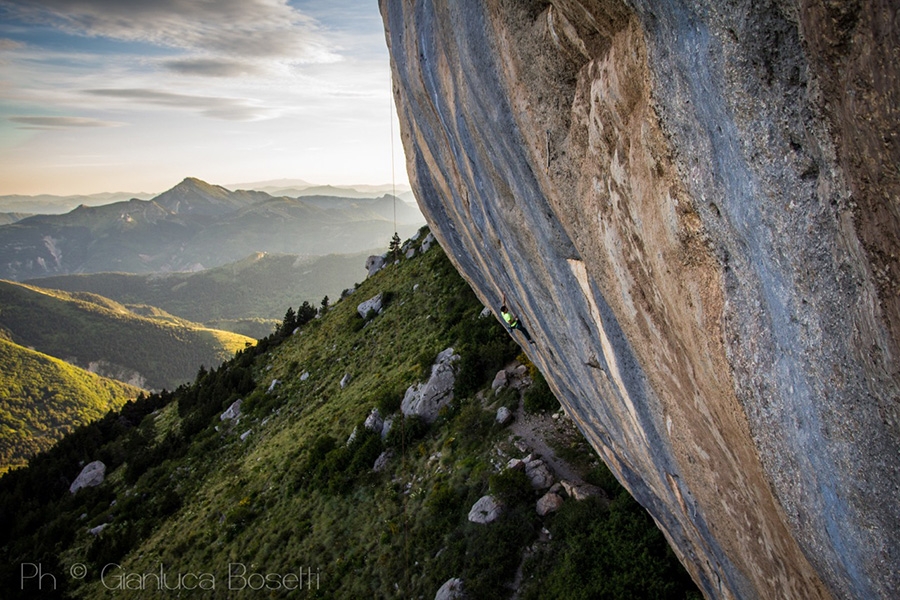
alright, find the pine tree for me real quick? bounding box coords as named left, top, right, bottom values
left=281, top=306, right=296, bottom=334
left=389, top=232, right=401, bottom=259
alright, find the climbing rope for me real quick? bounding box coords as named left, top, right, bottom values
left=390, top=73, right=398, bottom=237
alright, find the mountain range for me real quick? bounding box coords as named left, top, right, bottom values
left=0, top=180, right=414, bottom=216
left=0, top=177, right=424, bottom=280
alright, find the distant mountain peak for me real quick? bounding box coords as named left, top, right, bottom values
left=152, top=178, right=265, bottom=217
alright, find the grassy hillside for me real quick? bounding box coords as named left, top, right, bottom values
left=28, top=251, right=373, bottom=337
left=0, top=338, right=140, bottom=474
left=0, top=232, right=698, bottom=599
left=0, top=281, right=251, bottom=390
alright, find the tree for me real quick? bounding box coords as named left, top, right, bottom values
left=389, top=232, right=401, bottom=259
left=297, top=301, right=317, bottom=326
left=281, top=307, right=296, bottom=334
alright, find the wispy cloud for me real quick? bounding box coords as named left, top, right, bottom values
left=85, top=88, right=269, bottom=121
left=1, top=0, right=340, bottom=72
left=162, top=58, right=263, bottom=78
left=9, top=115, right=125, bottom=129
left=0, top=37, right=23, bottom=50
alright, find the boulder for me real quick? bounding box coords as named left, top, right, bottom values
left=495, top=406, right=513, bottom=426
left=421, top=232, right=436, bottom=252
left=220, top=399, right=242, bottom=421
left=506, top=458, right=525, bottom=471
left=467, top=495, right=502, bottom=524
left=525, top=458, right=554, bottom=490
left=357, top=293, right=384, bottom=319
left=240, top=429, right=252, bottom=441
left=491, top=369, right=508, bottom=392
left=340, top=373, right=352, bottom=389
left=536, top=492, right=564, bottom=516
left=69, top=461, right=106, bottom=494
left=434, top=577, right=465, bottom=600
left=89, top=523, right=108, bottom=536
left=266, top=379, right=280, bottom=393
left=364, top=408, right=384, bottom=432
left=365, top=254, right=386, bottom=277
left=561, top=480, right=604, bottom=501
left=401, top=347, right=459, bottom=423
left=373, top=450, right=394, bottom=472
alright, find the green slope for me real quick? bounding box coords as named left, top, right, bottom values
left=27, top=251, right=373, bottom=337
left=0, top=280, right=252, bottom=390
left=0, top=338, right=140, bottom=474
left=0, top=230, right=698, bottom=599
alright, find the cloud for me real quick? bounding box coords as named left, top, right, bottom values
left=0, top=0, right=339, bottom=68
left=162, top=58, right=263, bottom=78
left=0, top=38, right=24, bottom=50
left=84, top=88, right=268, bottom=121
left=9, top=115, right=125, bottom=129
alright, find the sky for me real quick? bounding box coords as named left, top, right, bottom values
left=0, top=0, right=408, bottom=196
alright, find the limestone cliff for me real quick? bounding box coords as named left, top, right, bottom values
left=381, top=1, right=899, bottom=598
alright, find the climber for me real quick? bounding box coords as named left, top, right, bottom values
left=500, top=295, right=535, bottom=345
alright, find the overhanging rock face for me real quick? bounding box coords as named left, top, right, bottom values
left=381, top=1, right=899, bottom=598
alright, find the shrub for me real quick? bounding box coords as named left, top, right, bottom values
left=384, top=414, right=429, bottom=449
left=489, top=468, right=533, bottom=505
left=524, top=370, right=559, bottom=413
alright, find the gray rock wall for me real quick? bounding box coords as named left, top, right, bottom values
left=381, top=1, right=898, bottom=598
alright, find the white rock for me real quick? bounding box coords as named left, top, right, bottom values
left=69, top=461, right=106, bottom=494
left=491, top=370, right=508, bottom=391
left=89, top=523, right=108, bottom=536
left=422, top=232, right=436, bottom=252
left=240, top=429, right=252, bottom=441
left=435, top=577, right=465, bottom=600
left=496, top=406, right=513, bottom=426
left=525, top=459, right=554, bottom=489
left=267, top=379, right=280, bottom=393
left=373, top=450, right=394, bottom=472
left=340, top=373, right=352, bottom=389
left=220, top=399, right=242, bottom=421
left=467, top=495, right=502, bottom=524
left=401, top=348, right=459, bottom=423
left=364, top=408, right=384, bottom=432
left=357, top=293, right=384, bottom=318
left=365, top=254, right=386, bottom=277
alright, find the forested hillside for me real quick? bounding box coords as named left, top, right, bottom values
left=0, top=281, right=251, bottom=390
left=0, top=338, right=140, bottom=474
